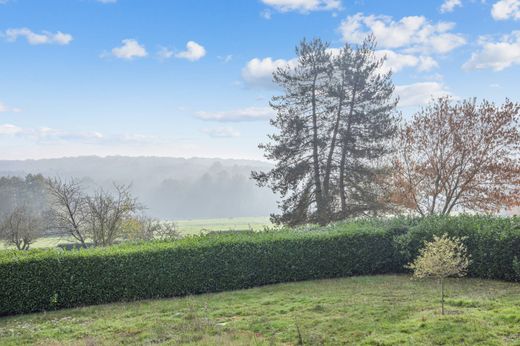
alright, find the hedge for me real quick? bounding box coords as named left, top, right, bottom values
left=0, top=227, right=399, bottom=315
left=0, top=215, right=518, bottom=316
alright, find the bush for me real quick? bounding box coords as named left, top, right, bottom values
left=392, top=215, right=520, bottom=281
left=0, top=226, right=399, bottom=315
left=0, top=214, right=518, bottom=316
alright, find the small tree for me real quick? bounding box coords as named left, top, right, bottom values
left=122, top=216, right=179, bottom=241
left=86, top=184, right=141, bottom=246
left=47, top=178, right=89, bottom=248
left=0, top=207, right=46, bottom=250
left=407, top=234, right=471, bottom=315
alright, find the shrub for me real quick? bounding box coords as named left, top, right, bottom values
left=407, top=234, right=471, bottom=314
left=0, top=227, right=399, bottom=315
left=0, top=214, right=518, bottom=316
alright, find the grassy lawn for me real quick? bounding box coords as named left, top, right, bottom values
left=0, top=275, right=519, bottom=345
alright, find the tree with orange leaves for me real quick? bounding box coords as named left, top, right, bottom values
left=392, top=97, right=520, bottom=216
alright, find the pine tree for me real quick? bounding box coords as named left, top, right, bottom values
left=253, top=36, right=398, bottom=225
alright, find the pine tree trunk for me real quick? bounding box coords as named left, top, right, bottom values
left=311, top=75, right=325, bottom=225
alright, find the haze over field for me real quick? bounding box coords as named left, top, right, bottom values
left=0, top=156, right=277, bottom=219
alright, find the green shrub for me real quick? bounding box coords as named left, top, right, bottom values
left=0, top=227, right=399, bottom=315
left=0, top=214, right=518, bottom=316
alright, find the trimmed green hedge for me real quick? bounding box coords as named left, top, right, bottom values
left=0, top=227, right=399, bottom=315
left=0, top=215, right=518, bottom=316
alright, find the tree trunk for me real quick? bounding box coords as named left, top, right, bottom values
left=311, top=74, right=325, bottom=225
left=441, top=278, right=445, bottom=315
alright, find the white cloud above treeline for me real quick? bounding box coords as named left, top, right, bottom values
left=109, top=39, right=148, bottom=59
left=0, top=123, right=159, bottom=145
left=395, top=82, right=451, bottom=107
left=491, top=0, right=520, bottom=20
left=241, top=49, right=439, bottom=89
left=195, top=107, right=274, bottom=122
left=241, top=57, right=297, bottom=88
left=4, top=28, right=73, bottom=45
left=174, top=41, right=206, bottom=61
left=464, top=31, right=520, bottom=70
left=440, top=0, right=462, bottom=13
left=201, top=126, right=240, bottom=138
left=339, top=13, right=466, bottom=54
left=0, top=101, right=21, bottom=113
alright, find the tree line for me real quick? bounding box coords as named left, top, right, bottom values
left=253, top=36, right=520, bottom=226
left=0, top=176, right=178, bottom=250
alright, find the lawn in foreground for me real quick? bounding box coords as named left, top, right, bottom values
left=0, top=275, right=519, bottom=345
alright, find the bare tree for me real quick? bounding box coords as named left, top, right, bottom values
left=0, top=207, right=45, bottom=250
left=86, top=184, right=141, bottom=246
left=392, top=97, right=520, bottom=215
left=47, top=178, right=89, bottom=247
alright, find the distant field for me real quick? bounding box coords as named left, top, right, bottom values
left=174, top=216, right=273, bottom=235
left=0, top=216, right=273, bottom=250
left=1, top=275, right=519, bottom=345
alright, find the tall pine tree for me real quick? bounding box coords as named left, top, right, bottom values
left=253, top=36, right=398, bottom=226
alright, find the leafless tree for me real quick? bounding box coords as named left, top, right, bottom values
left=0, top=207, right=45, bottom=250
left=47, top=178, right=89, bottom=248
left=86, top=184, right=141, bottom=246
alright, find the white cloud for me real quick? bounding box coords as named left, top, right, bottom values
left=338, top=13, right=466, bottom=54
left=463, top=31, right=520, bottom=70
left=218, top=54, right=233, bottom=63
left=110, top=39, right=148, bottom=60
left=0, top=124, right=103, bottom=142
left=243, top=50, right=436, bottom=88
left=0, top=124, right=22, bottom=135
left=260, top=9, right=273, bottom=19
left=157, top=46, right=174, bottom=60
left=261, top=0, right=341, bottom=12
left=201, top=126, right=240, bottom=138
left=491, top=0, right=520, bottom=20
left=175, top=41, right=206, bottom=61
left=4, top=28, right=73, bottom=45
left=440, top=0, right=462, bottom=13
left=376, top=50, right=438, bottom=73
left=395, top=82, right=451, bottom=107
left=0, top=101, right=21, bottom=113
left=0, top=124, right=162, bottom=145
left=242, top=57, right=297, bottom=88
left=195, top=106, right=274, bottom=122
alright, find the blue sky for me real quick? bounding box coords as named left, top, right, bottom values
left=0, top=0, right=519, bottom=160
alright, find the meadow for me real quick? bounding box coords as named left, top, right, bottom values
left=0, top=275, right=519, bottom=345
left=0, top=216, right=272, bottom=250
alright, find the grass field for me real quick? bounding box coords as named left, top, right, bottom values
left=1, top=275, right=519, bottom=345
left=0, top=216, right=272, bottom=250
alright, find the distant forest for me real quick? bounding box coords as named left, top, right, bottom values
left=0, top=156, right=277, bottom=219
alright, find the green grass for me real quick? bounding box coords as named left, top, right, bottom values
left=1, top=275, right=519, bottom=345
left=174, top=216, right=272, bottom=235
left=0, top=216, right=273, bottom=250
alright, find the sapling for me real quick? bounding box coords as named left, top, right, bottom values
left=407, top=234, right=471, bottom=315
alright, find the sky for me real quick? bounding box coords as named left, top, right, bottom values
left=0, top=0, right=519, bottom=161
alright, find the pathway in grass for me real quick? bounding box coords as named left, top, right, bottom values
left=0, top=275, right=519, bottom=345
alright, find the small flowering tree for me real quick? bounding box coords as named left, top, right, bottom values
left=407, top=234, right=471, bottom=315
